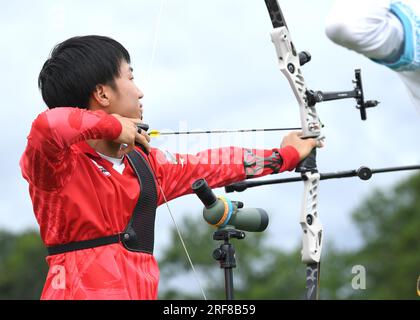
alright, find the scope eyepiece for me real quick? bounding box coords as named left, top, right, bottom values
left=192, top=179, right=218, bottom=207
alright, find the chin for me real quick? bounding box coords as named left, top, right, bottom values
left=126, top=111, right=141, bottom=119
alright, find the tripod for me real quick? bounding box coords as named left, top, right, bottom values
left=191, top=178, right=268, bottom=300
left=212, top=228, right=245, bottom=300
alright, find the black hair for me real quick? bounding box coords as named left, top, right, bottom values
left=38, top=35, right=131, bottom=109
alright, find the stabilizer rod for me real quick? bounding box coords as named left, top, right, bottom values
left=225, top=165, right=420, bottom=193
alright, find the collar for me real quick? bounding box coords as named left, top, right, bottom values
left=75, top=141, right=128, bottom=173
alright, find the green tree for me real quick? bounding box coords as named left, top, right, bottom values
left=344, top=172, right=420, bottom=299
left=158, top=214, right=309, bottom=299
left=1, top=172, right=418, bottom=299
left=0, top=230, right=48, bottom=299
left=158, top=172, right=420, bottom=300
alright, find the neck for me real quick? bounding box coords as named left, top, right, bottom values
left=87, top=140, right=122, bottom=158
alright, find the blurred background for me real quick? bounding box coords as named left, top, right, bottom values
left=0, top=0, right=419, bottom=299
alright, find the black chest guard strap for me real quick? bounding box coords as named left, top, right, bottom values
left=47, top=149, right=158, bottom=256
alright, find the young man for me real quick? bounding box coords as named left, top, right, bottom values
left=325, top=0, right=420, bottom=111
left=20, top=35, right=318, bottom=300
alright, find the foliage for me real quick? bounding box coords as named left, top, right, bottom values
left=1, top=173, right=419, bottom=299
left=158, top=173, right=420, bottom=300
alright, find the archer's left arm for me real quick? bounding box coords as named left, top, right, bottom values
left=148, top=146, right=300, bottom=204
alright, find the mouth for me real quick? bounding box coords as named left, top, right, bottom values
left=139, top=104, right=143, bottom=119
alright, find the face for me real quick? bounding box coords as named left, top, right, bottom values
left=107, top=60, right=144, bottom=119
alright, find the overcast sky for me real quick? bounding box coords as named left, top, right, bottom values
left=1, top=0, right=419, bottom=289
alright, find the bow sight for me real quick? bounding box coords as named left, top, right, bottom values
left=296, top=52, right=379, bottom=121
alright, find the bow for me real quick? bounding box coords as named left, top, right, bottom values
left=260, top=0, right=383, bottom=299
left=264, top=0, right=323, bottom=300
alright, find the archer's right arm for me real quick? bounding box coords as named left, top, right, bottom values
left=19, top=107, right=122, bottom=191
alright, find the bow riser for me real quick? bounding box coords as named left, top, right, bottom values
left=270, top=28, right=321, bottom=138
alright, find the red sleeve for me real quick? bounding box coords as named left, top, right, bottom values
left=148, top=145, right=300, bottom=204
left=279, top=146, right=301, bottom=171
left=19, top=107, right=122, bottom=191
left=242, top=145, right=300, bottom=177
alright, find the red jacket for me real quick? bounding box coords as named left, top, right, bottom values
left=20, top=107, right=300, bottom=300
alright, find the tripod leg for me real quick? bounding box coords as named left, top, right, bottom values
left=224, top=268, right=234, bottom=300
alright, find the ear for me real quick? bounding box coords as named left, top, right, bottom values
left=91, top=84, right=111, bottom=107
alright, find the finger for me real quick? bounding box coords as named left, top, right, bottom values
left=117, top=142, right=135, bottom=157
left=294, top=131, right=304, bottom=137
left=307, top=138, right=318, bottom=148
left=140, top=130, right=151, bottom=142
left=316, top=139, right=325, bottom=148
left=308, top=138, right=323, bottom=148
left=128, top=117, right=142, bottom=122
left=127, top=118, right=143, bottom=126
left=135, top=132, right=151, bottom=152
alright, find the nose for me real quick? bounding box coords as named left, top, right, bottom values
left=136, top=85, right=144, bottom=100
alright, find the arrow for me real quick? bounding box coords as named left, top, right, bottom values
left=137, top=123, right=302, bottom=137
